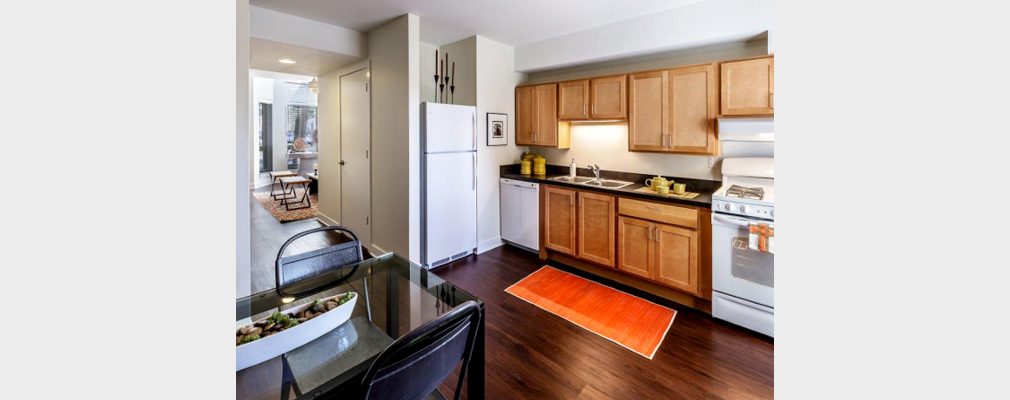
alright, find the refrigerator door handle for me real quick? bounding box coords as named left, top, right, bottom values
left=472, top=112, right=477, bottom=150
left=472, top=153, right=477, bottom=191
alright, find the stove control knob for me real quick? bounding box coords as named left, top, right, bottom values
left=723, top=203, right=732, bottom=212
left=739, top=205, right=750, bottom=213
left=770, top=209, right=774, bottom=218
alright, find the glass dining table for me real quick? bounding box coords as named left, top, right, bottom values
left=236, top=253, right=485, bottom=400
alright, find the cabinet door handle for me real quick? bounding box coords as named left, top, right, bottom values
left=654, top=227, right=660, bottom=242
left=591, top=104, right=595, bottom=116
left=646, top=205, right=661, bottom=211
left=583, top=104, right=587, bottom=116
left=662, top=135, right=667, bottom=148
left=648, top=226, right=653, bottom=241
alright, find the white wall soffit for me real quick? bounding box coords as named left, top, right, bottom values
left=514, top=0, right=773, bottom=73
left=250, top=6, right=366, bottom=57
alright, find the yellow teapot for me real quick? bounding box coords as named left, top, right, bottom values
left=645, top=176, right=672, bottom=191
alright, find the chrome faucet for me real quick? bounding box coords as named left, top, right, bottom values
left=589, top=164, right=601, bottom=180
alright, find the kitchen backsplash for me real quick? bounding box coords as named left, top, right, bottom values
left=526, top=123, right=721, bottom=181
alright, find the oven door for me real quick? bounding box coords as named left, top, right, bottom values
left=711, top=213, right=774, bottom=308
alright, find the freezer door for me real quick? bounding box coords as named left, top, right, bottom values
left=424, top=152, right=477, bottom=264
left=423, top=102, right=476, bottom=153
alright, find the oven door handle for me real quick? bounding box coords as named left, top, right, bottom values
left=713, top=214, right=758, bottom=227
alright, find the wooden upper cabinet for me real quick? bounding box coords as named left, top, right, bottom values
left=628, top=64, right=717, bottom=155
left=516, top=84, right=569, bottom=148
left=590, top=75, right=627, bottom=119
left=515, top=86, right=535, bottom=146
left=617, top=216, right=653, bottom=279
left=628, top=71, right=667, bottom=152
left=544, top=186, right=576, bottom=256
left=720, top=56, right=774, bottom=116
left=577, top=192, right=616, bottom=268
left=534, top=84, right=558, bottom=146
left=653, top=223, right=699, bottom=294
left=668, top=63, right=717, bottom=154
left=558, top=80, right=589, bottom=120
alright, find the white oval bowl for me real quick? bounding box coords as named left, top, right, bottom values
left=236, top=292, right=357, bottom=371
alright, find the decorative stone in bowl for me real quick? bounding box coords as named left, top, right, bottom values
left=236, top=292, right=357, bottom=371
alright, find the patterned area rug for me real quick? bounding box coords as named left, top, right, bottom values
left=506, top=266, right=677, bottom=359
left=253, top=189, right=318, bottom=222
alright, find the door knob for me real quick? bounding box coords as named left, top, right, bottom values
left=339, top=161, right=346, bottom=165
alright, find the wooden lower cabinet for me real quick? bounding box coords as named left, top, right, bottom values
left=577, top=192, right=615, bottom=267
left=544, top=186, right=576, bottom=255
left=544, top=188, right=704, bottom=298
left=617, top=216, right=653, bottom=278
left=616, top=215, right=700, bottom=296
left=654, top=223, right=699, bottom=293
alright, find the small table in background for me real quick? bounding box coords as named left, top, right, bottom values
left=278, top=176, right=312, bottom=210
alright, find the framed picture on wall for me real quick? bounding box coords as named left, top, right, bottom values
left=487, top=113, right=507, bottom=146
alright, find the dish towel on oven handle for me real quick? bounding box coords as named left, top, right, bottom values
left=748, top=222, right=774, bottom=254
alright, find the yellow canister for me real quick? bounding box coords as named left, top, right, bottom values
left=532, top=156, right=547, bottom=175
left=520, top=160, right=532, bottom=174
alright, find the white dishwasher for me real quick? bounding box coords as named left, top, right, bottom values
left=499, top=178, right=539, bottom=252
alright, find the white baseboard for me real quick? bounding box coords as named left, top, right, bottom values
left=477, top=236, right=505, bottom=254
left=251, top=181, right=273, bottom=189
left=315, top=212, right=339, bottom=227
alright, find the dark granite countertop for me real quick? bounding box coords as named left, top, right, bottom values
left=500, top=164, right=719, bottom=208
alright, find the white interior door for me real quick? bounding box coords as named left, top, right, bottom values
left=340, top=68, right=371, bottom=248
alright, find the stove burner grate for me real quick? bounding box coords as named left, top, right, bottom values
left=725, top=184, right=765, bottom=200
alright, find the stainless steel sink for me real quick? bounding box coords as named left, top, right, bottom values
left=583, top=179, right=634, bottom=189
left=550, top=176, right=633, bottom=189
left=550, top=176, right=596, bottom=183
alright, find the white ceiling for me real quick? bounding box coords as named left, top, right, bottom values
left=250, top=38, right=363, bottom=76
left=249, top=0, right=708, bottom=46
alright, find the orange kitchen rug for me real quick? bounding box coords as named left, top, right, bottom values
left=505, top=266, right=676, bottom=359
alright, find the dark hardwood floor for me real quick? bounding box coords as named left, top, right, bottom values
left=434, top=245, right=774, bottom=400
left=249, top=185, right=367, bottom=294
left=249, top=183, right=772, bottom=398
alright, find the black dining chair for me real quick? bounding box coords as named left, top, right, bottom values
left=274, top=225, right=364, bottom=298
left=360, top=300, right=482, bottom=400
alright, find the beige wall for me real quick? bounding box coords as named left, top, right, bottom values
left=420, top=41, right=438, bottom=103
left=368, top=14, right=421, bottom=260
left=438, top=37, right=477, bottom=107
left=236, top=0, right=251, bottom=299
left=475, top=36, right=528, bottom=252
left=521, top=40, right=768, bottom=180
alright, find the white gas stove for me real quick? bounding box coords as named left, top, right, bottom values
left=710, top=122, right=775, bottom=337
left=712, top=158, right=775, bottom=221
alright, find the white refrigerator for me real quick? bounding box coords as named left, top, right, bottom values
left=421, top=102, right=477, bottom=269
